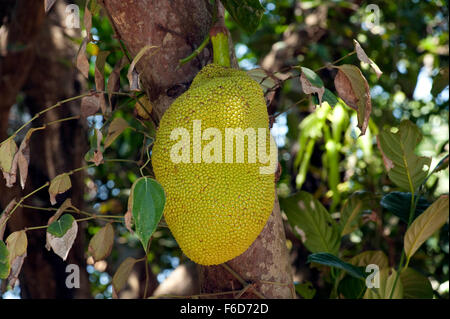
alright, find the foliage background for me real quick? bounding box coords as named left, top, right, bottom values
left=1, top=0, right=448, bottom=299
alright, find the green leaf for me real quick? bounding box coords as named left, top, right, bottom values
left=112, top=257, right=137, bottom=295
left=88, top=223, right=115, bottom=262
left=339, top=192, right=373, bottom=236
left=47, top=214, right=76, bottom=237
left=404, top=195, right=449, bottom=260
left=338, top=275, right=366, bottom=299
left=128, top=177, right=165, bottom=252
left=380, top=192, right=430, bottom=223
left=0, top=240, right=10, bottom=279
left=295, top=281, right=316, bottom=299
left=349, top=250, right=389, bottom=269
left=377, top=120, right=431, bottom=192
left=221, top=0, right=265, bottom=34
left=400, top=268, right=433, bottom=299
left=333, top=64, right=372, bottom=135
left=364, top=268, right=403, bottom=299
left=307, top=252, right=366, bottom=279
left=280, top=191, right=340, bottom=255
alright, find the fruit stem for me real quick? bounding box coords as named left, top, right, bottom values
left=210, top=1, right=230, bottom=67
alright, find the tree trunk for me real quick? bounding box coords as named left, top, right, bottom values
left=0, top=0, right=90, bottom=298
left=104, top=0, right=294, bottom=298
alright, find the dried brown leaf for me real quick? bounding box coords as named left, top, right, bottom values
left=107, top=56, right=127, bottom=109
left=334, top=65, right=372, bottom=135
left=127, top=45, right=159, bottom=91
left=88, top=223, right=114, bottom=262
left=300, top=72, right=325, bottom=106
left=112, top=257, right=137, bottom=295
left=84, top=0, right=92, bottom=40
left=0, top=139, right=18, bottom=185
left=76, top=37, right=90, bottom=79
left=353, top=39, right=383, bottom=79
left=124, top=210, right=133, bottom=234
left=7, top=251, right=26, bottom=288
left=81, top=94, right=101, bottom=118
left=104, top=118, right=129, bottom=149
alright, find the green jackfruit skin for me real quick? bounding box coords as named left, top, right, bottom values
left=152, top=64, right=276, bottom=265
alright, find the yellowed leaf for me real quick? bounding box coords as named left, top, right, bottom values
left=49, top=174, right=72, bottom=205
left=404, top=195, right=449, bottom=260
left=135, top=95, right=153, bottom=120
left=6, top=231, right=27, bottom=262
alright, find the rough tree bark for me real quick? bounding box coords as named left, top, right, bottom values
left=0, top=1, right=90, bottom=298
left=103, top=0, right=294, bottom=298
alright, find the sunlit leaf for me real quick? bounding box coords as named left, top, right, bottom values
left=377, top=120, right=431, bottom=192
left=404, top=195, right=449, bottom=260
left=364, top=268, right=403, bottom=299
left=300, top=67, right=325, bottom=106
left=349, top=250, right=389, bottom=269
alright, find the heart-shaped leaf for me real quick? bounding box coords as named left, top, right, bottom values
left=47, top=214, right=76, bottom=237
left=128, top=177, right=165, bottom=252
left=46, top=217, right=78, bottom=261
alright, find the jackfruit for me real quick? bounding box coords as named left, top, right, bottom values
left=152, top=64, right=277, bottom=265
